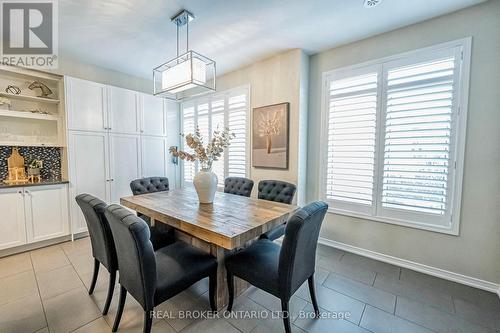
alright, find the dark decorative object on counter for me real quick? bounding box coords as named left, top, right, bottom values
left=5, top=85, right=21, bottom=94
left=0, top=146, right=62, bottom=180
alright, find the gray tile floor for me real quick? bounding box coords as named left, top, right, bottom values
left=0, top=237, right=499, bottom=333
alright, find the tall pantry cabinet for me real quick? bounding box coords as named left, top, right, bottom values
left=65, top=77, right=179, bottom=234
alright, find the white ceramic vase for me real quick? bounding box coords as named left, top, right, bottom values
left=193, top=168, right=218, bottom=203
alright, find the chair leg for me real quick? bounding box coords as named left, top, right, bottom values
left=209, top=272, right=217, bottom=312
left=102, top=270, right=116, bottom=315
left=226, top=271, right=234, bottom=312
left=281, top=299, right=292, bottom=333
left=308, top=275, right=320, bottom=318
left=143, top=310, right=153, bottom=333
left=112, top=286, right=127, bottom=332
left=88, top=259, right=100, bottom=295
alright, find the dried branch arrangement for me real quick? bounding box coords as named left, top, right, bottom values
left=169, top=126, right=235, bottom=170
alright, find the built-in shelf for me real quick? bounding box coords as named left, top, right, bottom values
left=0, top=109, right=59, bottom=121
left=0, top=92, right=60, bottom=104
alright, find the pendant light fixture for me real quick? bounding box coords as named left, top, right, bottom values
left=153, top=10, right=216, bottom=100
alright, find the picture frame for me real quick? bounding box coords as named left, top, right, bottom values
left=252, top=102, right=289, bottom=169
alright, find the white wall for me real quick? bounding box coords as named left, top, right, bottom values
left=217, top=49, right=309, bottom=203
left=51, top=53, right=152, bottom=93
left=307, top=1, right=500, bottom=284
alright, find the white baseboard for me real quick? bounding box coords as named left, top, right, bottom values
left=318, top=237, right=500, bottom=296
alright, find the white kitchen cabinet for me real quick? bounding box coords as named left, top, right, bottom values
left=0, top=188, right=26, bottom=250
left=66, top=77, right=108, bottom=132
left=141, top=93, right=167, bottom=136
left=24, top=185, right=69, bottom=243
left=108, top=86, right=140, bottom=134
left=109, top=133, right=141, bottom=204
left=68, top=131, right=110, bottom=233
left=141, top=136, right=168, bottom=178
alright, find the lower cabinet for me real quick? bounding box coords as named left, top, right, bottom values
left=24, top=185, right=70, bottom=243
left=0, top=184, right=70, bottom=251
left=0, top=188, right=26, bottom=250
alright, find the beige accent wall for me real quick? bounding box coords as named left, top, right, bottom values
left=217, top=49, right=309, bottom=204
left=307, top=1, right=500, bottom=284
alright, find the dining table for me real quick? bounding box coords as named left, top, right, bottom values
left=120, top=187, right=299, bottom=310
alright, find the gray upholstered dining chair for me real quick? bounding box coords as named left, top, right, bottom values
left=130, top=177, right=175, bottom=250
left=75, top=194, right=117, bottom=315
left=224, top=177, right=254, bottom=197
left=258, top=180, right=297, bottom=240
left=225, top=201, right=328, bottom=333
left=105, top=205, right=218, bottom=333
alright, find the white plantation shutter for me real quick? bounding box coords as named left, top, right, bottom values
left=325, top=70, right=378, bottom=213
left=211, top=100, right=225, bottom=186
left=321, top=40, right=469, bottom=233
left=180, top=86, right=249, bottom=185
left=181, top=105, right=196, bottom=182
left=228, top=93, right=248, bottom=178
left=378, top=49, right=460, bottom=226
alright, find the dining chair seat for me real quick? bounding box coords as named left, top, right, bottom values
left=154, top=241, right=218, bottom=304
left=130, top=177, right=175, bottom=250
left=225, top=201, right=328, bottom=333
left=105, top=204, right=218, bottom=333
left=225, top=239, right=281, bottom=295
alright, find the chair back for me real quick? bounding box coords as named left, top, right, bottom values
left=130, top=177, right=169, bottom=195
left=258, top=180, right=296, bottom=204
left=278, top=201, right=328, bottom=298
left=224, top=177, right=254, bottom=197
left=105, top=204, right=157, bottom=310
left=75, top=194, right=117, bottom=271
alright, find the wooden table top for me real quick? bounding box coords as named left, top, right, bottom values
left=120, top=188, right=299, bottom=250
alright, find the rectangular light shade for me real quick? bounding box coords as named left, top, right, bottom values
left=154, top=50, right=216, bottom=100
left=161, top=57, right=206, bottom=93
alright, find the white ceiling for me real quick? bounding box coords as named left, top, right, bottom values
left=59, top=0, right=486, bottom=80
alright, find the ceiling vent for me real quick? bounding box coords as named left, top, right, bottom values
left=364, top=0, right=382, bottom=8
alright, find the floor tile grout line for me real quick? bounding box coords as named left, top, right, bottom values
left=68, top=316, right=109, bottom=333
left=358, top=303, right=367, bottom=326
left=60, top=240, right=110, bottom=330
left=29, top=252, right=50, bottom=333
left=319, top=279, right=398, bottom=314
left=451, top=295, right=457, bottom=314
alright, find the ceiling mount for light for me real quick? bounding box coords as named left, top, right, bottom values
left=364, top=0, right=382, bottom=8
left=153, top=9, right=216, bottom=100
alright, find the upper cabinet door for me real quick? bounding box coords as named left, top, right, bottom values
left=66, top=77, right=108, bottom=132
left=108, top=86, right=140, bottom=134
left=109, top=133, right=141, bottom=204
left=0, top=188, right=26, bottom=250
left=141, top=94, right=167, bottom=136
left=24, top=184, right=69, bottom=243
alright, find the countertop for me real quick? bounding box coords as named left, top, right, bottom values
left=0, top=179, right=69, bottom=189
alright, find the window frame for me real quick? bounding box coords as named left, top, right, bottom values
left=180, top=85, right=251, bottom=188
left=318, top=38, right=471, bottom=235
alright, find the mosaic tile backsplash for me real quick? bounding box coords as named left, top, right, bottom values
left=0, top=146, right=62, bottom=181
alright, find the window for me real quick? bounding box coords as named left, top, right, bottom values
left=320, top=39, right=470, bottom=234
left=181, top=86, right=250, bottom=186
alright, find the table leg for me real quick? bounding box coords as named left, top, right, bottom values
left=210, top=244, right=249, bottom=311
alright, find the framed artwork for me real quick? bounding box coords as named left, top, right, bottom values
left=252, top=102, right=289, bottom=169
